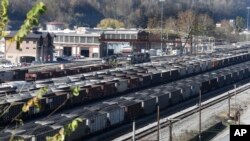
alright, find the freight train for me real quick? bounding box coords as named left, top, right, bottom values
left=2, top=56, right=250, bottom=141
left=0, top=52, right=250, bottom=125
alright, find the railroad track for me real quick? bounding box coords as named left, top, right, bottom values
left=122, top=84, right=250, bottom=141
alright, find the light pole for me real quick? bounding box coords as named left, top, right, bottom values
left=247, top=7, right=250, bottom=30
left=159, top=0, right=165, bottom=56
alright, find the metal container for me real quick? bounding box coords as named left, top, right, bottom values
left=193, top=76, right=210, bottom=93
left=134, top=95, right=156, bottom=115
left=184, top=64, right=194, bottom=75
left=137, top=73, right=151, bottom=87
left=98, top=82, right=117, bottom=97
left=150, top=92, right=170, bottom=109
left=204, top=74, right=219, bottom=90
left=170, top=69, right=179, bottom=81
left=79, top=109, right=107, bottom=134
left=200, top=61, right=207, bottom=71
left=126, top=76, right=140, bottom=89
left=192, top=63, right=201, bottom=74
left=100, top=105, right=125, bottom=126
left=118, top=100, right=143, bottom=120
left=70, top=88, right=87, bottom=105
left=161, top=70, right=171, bottom=82
left=1, top=102, right=24, bottom=124
left=114, top=79, right=128, bottom=93
left=44, top=92, right=69, bottom=110
left=53, top=114, right=87, bottom=141
left=174, top=66, right=187, bottom=77
left=150, top=71, right=162, bottom=84
left=175, top=82, right=192, bottom=100
left=164, top=86, right=183, bottom=105
left=85, top=85, right=103, bottom=100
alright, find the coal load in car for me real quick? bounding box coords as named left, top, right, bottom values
left=174, top=82, right=192, bottom=100
left=169, top=69, right=179, bottom=81
left=161, top=70, right=171, bottom=82
left=134, top=94, right=157, bottom=115
left=164, top=85, right=183, bottom=105
left=113, top=79, right=128, bottom=93
left=84, top=85, right=103, bottom=100
left=0, top=102, right=24, bottom=125
left=149, top=71, right=162, bottom=84
left=44, top=92, right=69, bottom=111
left=137, top=73, right=151, bottom=87
left=118, top=100, right=143, bottom=121
left=150, top=91, right=170, bottom=109
left=53, top=114, right=87, bottom=141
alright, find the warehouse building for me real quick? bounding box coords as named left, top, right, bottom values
left=53, top=27, right=150, bottom=58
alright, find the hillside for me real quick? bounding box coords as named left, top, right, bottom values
left=8, top=0, right=250, bottom=29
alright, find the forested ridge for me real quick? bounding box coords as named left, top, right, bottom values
left=8, top=0, right=250, bottom=29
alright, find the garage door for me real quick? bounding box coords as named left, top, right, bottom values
left=63, top=47, right=72, bottom=56
left=80, top=48, right=89, bottom=57
left=20, top=56, right=35, bottom=63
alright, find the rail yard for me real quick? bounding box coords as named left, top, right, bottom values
left=0, top=46, right=250, bottom=141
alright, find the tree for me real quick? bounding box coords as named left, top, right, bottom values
left=177, top=10, right=195, bottom=33
left=235, top=16, right=245, bottom=32
left=97, top=18, right=125, bottom=29
left=0, top=0, right=9, bottom=39
left=197, top=13, right=215, bottom=36
left=165, top=17, right=178, bottom=33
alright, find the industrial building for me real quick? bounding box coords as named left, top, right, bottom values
left=53, top=27, right=150, bottom=58
left=4, top=31, right=55, bottom=64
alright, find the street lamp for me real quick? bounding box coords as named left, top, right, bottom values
left=159, top=0, right=165, bottom=56
left=247, top=7, right=250, bottom=30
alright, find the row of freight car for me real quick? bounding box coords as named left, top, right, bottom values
left=1, top=51, right=250, bottom=95
left=2, top=59, right=250, bottom=141
left=0, top=63, right=111, bottom=82
left=1, top=52, right=250, bottom=125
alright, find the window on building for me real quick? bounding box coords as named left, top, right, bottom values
left=111, top=34, right=116, bottom=39
left=87, top=37, right=93, bottom=43
left=94, top=37, right=99, bottom=43
left=121, top=34, right=125, bottom=39
left=26, top=47, right=29, bottom=49
left=105, top=34, right=109, bottom=39
left=80, top=37, right=86, bottom=43
left=59, top=36, right=63, bottom=42
left=64, top=36, right=69, bottom=42
left=33, top=47, right=36, bottom=49
left=54, top=37, right=58, bottom=42
left=70, top=36, right=74, bottom=42
left=125, top=34, right=130, bottom=39
left=131, top=34, right=137, bottom=39
left=26, top=41, right=29, bottom=44
left=115, top=34, right=120, bottom=39
left=75, top=36, right=80, bottom=43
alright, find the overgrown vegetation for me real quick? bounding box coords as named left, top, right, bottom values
left=7, top=0, right=250, bottom=29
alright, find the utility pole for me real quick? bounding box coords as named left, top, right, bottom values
left=132, top=120, right=135, bottom=141
left=159, top=0, right=165, bottom=56
left=247, top=7, right=250, bottom=30
left=198, top=90, right=202, bottom=141
left=168, top=118, right=180, bottom=141
left=157, top=104, right=160, bottom=141
left=169, top=120, right=172, bottom=141
left=234, top=84, right=237, bottom=119
left=228, top=92, right=231, bottom=118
